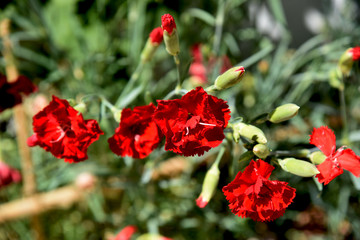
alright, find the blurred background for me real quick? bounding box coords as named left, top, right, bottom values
left=0, top=0, right=360, bottom=239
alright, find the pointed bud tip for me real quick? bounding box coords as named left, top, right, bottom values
left=196, top=196, right=208, bottom=208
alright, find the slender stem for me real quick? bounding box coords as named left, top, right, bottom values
left=174, top=54, right=181, bottom=90
left=213, top=145, right=226, bottom=168
left=339, top=77, right=349, bottom=145
left=115, top=62, right=144, bottom=107
left=269, top=149, right=312, bottom=158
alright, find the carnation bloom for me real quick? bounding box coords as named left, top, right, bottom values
left=349, top=46, right=360, bottom=61
left=112, top=225, right=137, bottom=240
left=149, top=27, right=163, bottom=44
left=222, top=159, right=296, bottom=222
left=161, top=14, right=176, bottom=35
left=0, top=74, right=37, bottom=112
left=154, top=87, right=231, bottom=156
left=309, top=126, right=360, bottom=185
left=27, top=96, right=103, bottom=163
left=108, top=103, right=163, bottom=159
left=0, top=162, right=21, bottom=188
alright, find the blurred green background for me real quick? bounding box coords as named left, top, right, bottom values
left=1, top=0, right=360, bottom=239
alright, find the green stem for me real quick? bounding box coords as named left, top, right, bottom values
left=213, top=145, right=226, bottom=168
left=115, top=62, right=144, bottom=107
left=270, top=149, right=311, bottom=158
left=174, top=54, right=181, bottom=90
left=213, top=0, right=225, bottom=57
left=339, top=77, right=349, bottom=145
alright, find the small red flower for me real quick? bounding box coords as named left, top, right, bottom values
left=161, top=14, right=176, bottom=35
left=0, top=162, right=21, bottom=189
left=349, top=46, right=360, bottom=61
left=154, top=87, right=231, bottom=156
left=149, top=27, right=163, bottom=44
left=222, top=159, right=296, bottom=222
left=108, top=103, right=163, bottom=159
left=0, top=74, right=37, bottom=112
left=309, top=126, right=360, bottom=185
left=113, top=225, right=137, bottom=240
left=27, top=96, right=103, bottom=163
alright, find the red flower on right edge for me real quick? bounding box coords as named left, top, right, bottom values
left=309, top=126, right=360, bottom=185
left=223, top=159, right=296, bottom=222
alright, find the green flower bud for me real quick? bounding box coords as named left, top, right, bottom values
left=253, top=144, right=270, bottom=159
left=268, top=103, right=300, bottom=123
left=163, top=28, right=180, bottom=56
left=309, top=151, right=326, bottom=165
left=233, top=122, right=267, bottom=144
left=329, top=68, right=344, bottom=90
left=141, top=39, right=158, bottom=63
left=338, top=48, right=353, bottom=76
left=214, top=66, right=245, bottom=90
left=279, top=158, right=319, bottom=177
left=73, top=102, right=87, bottom=113
left=196, top=164, right=220, bottom=208
left=111, top=108, right=122, bottom=123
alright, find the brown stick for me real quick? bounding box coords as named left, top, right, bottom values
left=0, top=184, right=90, bottom=223
left=0, top=18, right=44, bottom=239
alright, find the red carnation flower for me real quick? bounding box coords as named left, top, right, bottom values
left=222, top=159, right=296, bottom=222
left=27, top=96, right=103, bottom=163
left=149, top=27, right=163, bottom=44
left=154, top=87, right=231, bottom=156
left=309, top=126, right=360, bottom=185
left=161, top=14, right=176, bottom=35
left=108, top=103, right=163, bottom=159
left=349, top=46, right=360, bottom=61
left=0, top=74, right=37, bottom=112
left=112, top=225, right=137, bottom=240
left=0, top=162, right=21, bottom=189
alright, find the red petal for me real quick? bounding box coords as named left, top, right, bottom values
left=316, top=157, right=343, bottom=185
left=337, top=148, right=360, bottom=177
left=149, top=27, right=163, bottom=44
left=309, top=126, right=336, bottom=157
left=196, top=196, right=208, bottom=208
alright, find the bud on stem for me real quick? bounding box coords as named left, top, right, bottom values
left=268, top=103, right=300, bottom=123
left=253, top=144, right=270, bottom=159
left=279, top=158, right=319, bottom=177
left=309, top=151, right=326, bottom=165
left=233, top=122, right=267, bottom=144
left=196, top=164, right=220, bottom=208
left=214, top=66, right=245, bottom=90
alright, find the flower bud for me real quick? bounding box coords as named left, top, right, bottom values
left=111, top=108, right=122, bottom=123
left=141, top=27, right=163, bottom=63
left=279, top=158, right=319, bottom=177
left=161, top=14, right=180, bottom=56
left=329, top=68, right=344, bottom=90
left=73, top=102, right=87, bottom=113
left=253, top=144, right=270, bottom=159
left=214, top=66, right=245, bottom=90
left=268, top=103, right=300, bottom=123
left=137, top=233, right=172, bottom=240
left=338, top=47, right=359, bottom=76
left=196, top=164, right=220, bottom=208
left=233, top=122, right=267, bottom=144
left=309, top=151, right=326, bottom=165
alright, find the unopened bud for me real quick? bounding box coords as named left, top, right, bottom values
left=268, top=103, right=300, bottom=123
left=233, top=122, right=267, bottom=144
left=309, top=151, right=326, bottom=165
left=161, top=14, right=179, bottom=56
left=111, top=108, right=122, bottom=123
left=253, top=144, right=270, bottom=159
left=137, top=233, right=172, bottom=240
left=329, top=68, right=344, bottom=90
left=196, top=164, right=220, bottom=208
left=141, top=27, right=163, bottom=63
left=214, top=66, right=245, bottom=90
left=279, top=158, right=319, bottom=177
left=73, top=102, right=87, bottom=113
left=338, top=48, right=354, bottom=76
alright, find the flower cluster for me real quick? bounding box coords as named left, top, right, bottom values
left=0, top=74, right=37, bottom=112
left=223, top=159, right=296, bottom=222
left=309, top=126, right=360, bottom=184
